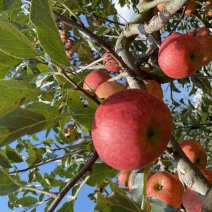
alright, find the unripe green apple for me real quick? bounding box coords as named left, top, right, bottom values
left=92, top=89, right=173, bottom=171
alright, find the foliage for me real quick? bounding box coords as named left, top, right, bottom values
left=0, top=0, right=211, bottom=211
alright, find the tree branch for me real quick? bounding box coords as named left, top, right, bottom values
left=46, top=151, right=98, bottom=212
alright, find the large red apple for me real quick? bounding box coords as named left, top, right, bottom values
left=83, top=70, right=111, bottom=91
left=146, top=171, right=184, bottom=209
left=179, top=139, right=207, bottom=170
left=95, top=81, right=127, bottom=99
left=158, top=33, right=204, bottom=79
left=91, top=89, right=173, bottom=171
left=183, top=169, right=212, bottom=212
left=103, top=52, right=122, bottom=72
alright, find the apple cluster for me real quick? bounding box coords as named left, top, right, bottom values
left=117, top=139, right=211, bottom=211
left=158, top=27, right=212, bottom=79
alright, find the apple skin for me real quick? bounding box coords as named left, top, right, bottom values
left=179, top=140, right=207, bottom=170
left=196, top=27, right=210, bottom=37
left=144, top=80, right=163, bottom=99
left=92, top=89, right=173, bottom=171
left=157, top=2, right=167, bottom=11
left=185, top=0, right=196, bottom=14
left=103, top=52, right=122, bottom=72
left=183, top=169, right=212, bottom=212
left=196, top=35, right=212, bottom=65
left=158, top=33, right=204, bottom=79
left=95, top=81, right=127, bottom=99
left=146, top=171, right=184, bottom=209
left=117, top=170, right=131, bottom=187
left=83, top=70, right=111, bottom=91
left=205, top=3, right=212, bottom=17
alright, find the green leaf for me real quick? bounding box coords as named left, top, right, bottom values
left=0, top=152, right=12, bottom=168
left=94, top=192, right=143, bottom=212
left=56, top=201, right=74, bottom=212
left=0, top=51, right=22, bottom=67
left=0, top=79, right=41, bottom=117
left=14, top=196, right=38, bottom=207
left=26, top=148, right=43, bottom=165
left=147, top=197, right=175, bottom=212
left=0, top=169, right=22, bottom=195
left=0, top=65, right=10, bottom=79
left=30, top=0, right=70, bottom=66
left=0, top=0, right=16, bottom=11
left=6, top=145, right=23, bottom=163
left=87, top=163, right=119, bottom=187
left=67, top=90, right=98, bottom=130
left=0, top=20, right=38, bottom=59
left=0, top=102, right=61, bottom=147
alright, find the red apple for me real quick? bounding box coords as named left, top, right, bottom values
left=117, top=170, right=131, bottom=187
left=179, top=139, right=207, bottom=170
left=146, top=171, right=184, bottom=209
left=83, top=70, right=111, bottom=91
left=183, top=169, right=212, bottom=212
left=196, top=35, right=212, bottom=65
left=205, top=2, right=212, bottom=17
left=95, top=81, right=127, bottom=99
left=64, top=124, right=79, bottom=141
left=95, top=19, right=102, bottom=26
left=196, top=27, right=210, bottom=37
left=144, top=80, right=163, bottom=99
left=92, top=89, right=173, bottom=171
left=185, top=0, right=196, bottom=14
left=158, top=33, right=204, bottom=79
left=60, top=32, right=68, bottom=42
left=66, top=50, right=74, bottom=58
left=103, top=52, right=122, bottom=72
left=65, top=40, right=73, bottom=49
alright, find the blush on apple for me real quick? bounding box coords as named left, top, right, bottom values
left=158, top=33, right=204, bottom=79
left=146, top=171, right=184, bottom=209
left=183, top=169, right=212, bottom=212
left=83, top=70, right=111, bottom=91
left=196, top=27, right=211, bottom=37
left=92, top=89, right=173, bottom=171
left=185, top=0, right=197, bottom=14
left=103, top=52, right=122, bottom=72
left=95, top=81, right=127, bottom=99
left=179, top=139, right=207, bottom=170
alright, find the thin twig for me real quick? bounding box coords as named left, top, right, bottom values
left=47, top=151, right=99, bottom=212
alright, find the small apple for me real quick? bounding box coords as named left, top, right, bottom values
left=60, top=32, right=69, bottom=42
left=92, top=89, right=173, bottom=171
left=144, top=80, right=163, bottom=99
left=83, top=70, right=111, bottom=91
left=183, top=169, right=212, bottom=212
left=185, top=0, right=196, bottom=14
left=196, top=27, right=210, bottom=37
left=196, top=35, right=212, bottom=65
left=64, top=124, right=79, bottom=141
left=103, top=52, right=122, bottom=72
left=179, top=139, right=207, bottom=170
left=66, top=50, right=74, bottom=58
left=205, top=2, right=212, bottom=17
left=146, top=171, right=184, bottom=209
left=117, top=170, right=131, bottom=187
left=65, top=40, right=73, bottom=49
left=95, top=81, right=127, bottom=99
left=158, top=33, right=204, bottom=79
left=95, top=19, right=102, bottom=26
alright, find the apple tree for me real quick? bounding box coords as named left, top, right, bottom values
left=0, top=0, right=211, bottom=211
